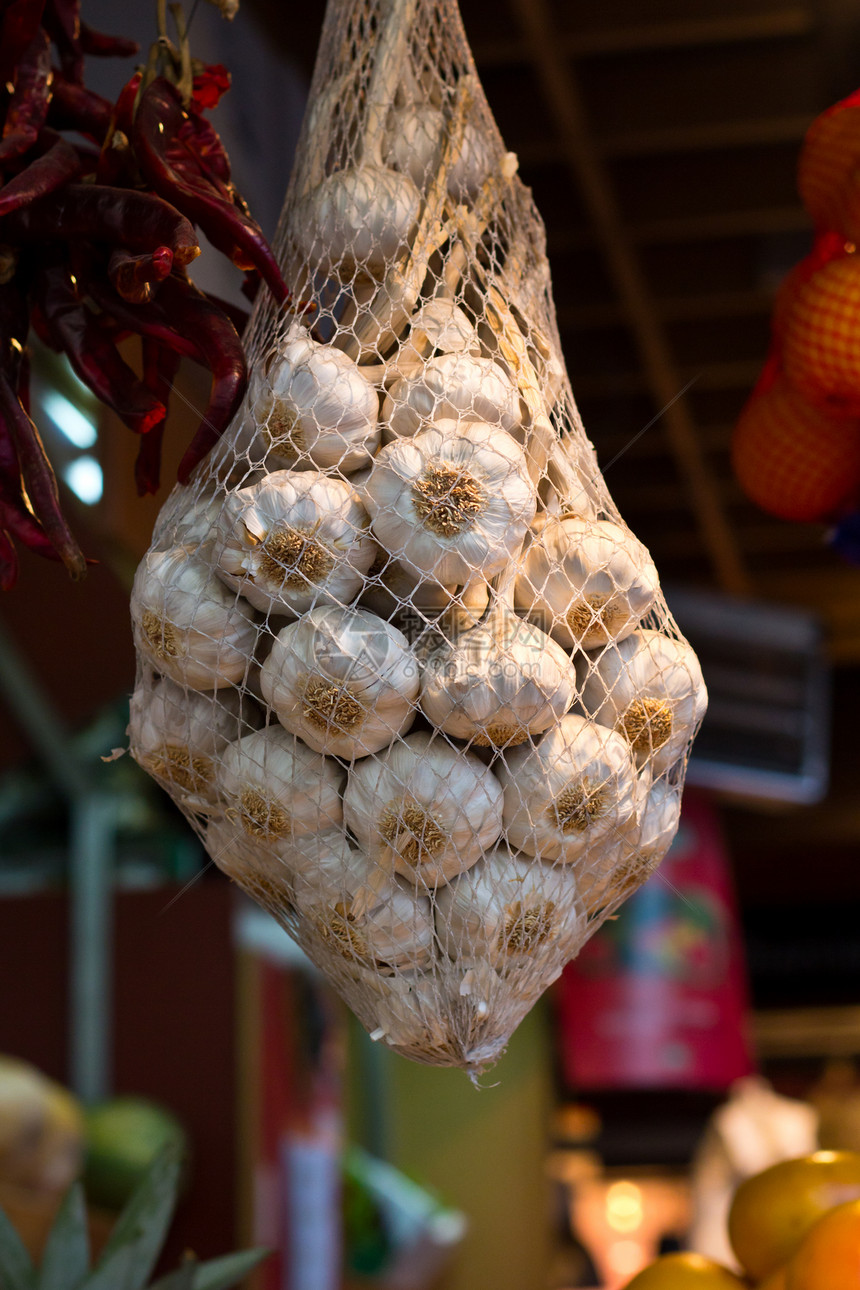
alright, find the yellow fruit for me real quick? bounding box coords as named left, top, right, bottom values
left=757, top=1268, right=788, bottom=1290
left=84, top=1096, right=187, bottom=1212
left=0, top=1056, right=83, bottom=1193
left=785, top=1198, right=860, bottom=1290
left=728, top=1150, right=860, bottom=1281
left=621, top=1252, right=748, bottom=1289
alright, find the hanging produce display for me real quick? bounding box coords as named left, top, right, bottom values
left=0, top=0, right=287, bottom=590
left=732, top=88, right=860, bottom=535
left=123, top=0, right=709, bottom=1076
left=128, top=0, right=708, bottom=1075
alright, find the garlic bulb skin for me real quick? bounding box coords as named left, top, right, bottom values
left=582, top=777, right=682, bottom=915
left=129, top=673, right=260, bottom=812
left=343, top=731, right=504, bottom=887
left=290, top=837, right=436, bottom=974
left=295, top=164, right=421, bottom=277
left=392, top=300, right=481, bottom=377
left=205, top=816, right=298, bottom=914
left=419, top=602, right=578, bottom=748
left=251, top=326, right=380, bottom=473
left=259, top=605, right=419, bottom=758
left=150, top=485, right=226, bottom=555
left=515, top=515, right=660, bottom=650
left=131, top=546, right=258, bottom=690
left=496, top=713, right=639, bottom=865
left=382, top=353, right=523, bottom=442
left=384, top=102, right=491, bottom=201
left=213, top=470, right=377, bottom=616
left=364, top=419, right=536, bottom=586
left=435, top=847, right=588, bottom=971
left=579, top=629, right=708, bottom=775
left=215, top=725, right=344, bottom=844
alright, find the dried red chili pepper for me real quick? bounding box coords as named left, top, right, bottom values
left=0, top=367, right=85, bottom=577
left=155, top=273, right=247, bottom=482
left=0, top=182, right=201, bottom=265
left=132, top=77, right=287, bottom=302
left=36, top=259, right=166, bottom=437
left=190, top=63, right=230, bottom=112
left=42, top=0, right=83, bottom=84
left=47, top=74, right=114, bottom=142
left=0, top=131, right=82, bottom=216
left=135, top=337, right=181, bottom=496
left=107, top=245, right=173, bottom=305
left=0, top=27, right=53, bottom=164
left=0, top=0, right=47, bottom=85
left=79, top=22, right=138, bottom=59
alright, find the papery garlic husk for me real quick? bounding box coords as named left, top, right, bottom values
left=364, top=419, right=536, bottom=585
left=358, top=546, right=490, bottom=625
left=212, top=470, right=377, bottom=616
left=381, top=353, right=522, bottom=442
left=384, top=101, right=491, bottom=201
left=205, top=815, right=299, bottom=914
left=294, top=164, right=422, bottom=278
left=419, top=595, right=578, bottom=748
left=390, top=299, right=481, bottom=378
left=259, top=604, right=419, bottom=758
left=435, top=847, right=588, bottom=974
left=581, top=776, right=682, bottom=916
left=579, top=629, right=708, bottom=775
left=215, top=725, right=344, bottom=844
left=129, top=672, right=261, bottom=812
left=514, top=514, right=660, bottom=650
left=343, top=731, right=504, bottom=888
left=131, top=546, right=259, bottom=690
left=150, top=486, right=226, bottom=555
left=496, top=713, right=639, bottom=865
left=250, top=325, right=380, bottom=472
left=289, top=835, right=436, bottom=974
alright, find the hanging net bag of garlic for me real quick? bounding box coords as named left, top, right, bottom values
left=129, top=0, right=707, bottom=1077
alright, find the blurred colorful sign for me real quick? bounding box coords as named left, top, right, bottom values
left=555, top=791, right=754, bottom=1090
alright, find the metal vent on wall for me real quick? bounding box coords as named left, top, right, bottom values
left=666, top=587, right=831, bottom=806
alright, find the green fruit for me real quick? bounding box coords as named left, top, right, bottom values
left=83, top=1096, right=188, bottom=1212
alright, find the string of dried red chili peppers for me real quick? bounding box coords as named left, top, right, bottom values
left=0, top=0, right=290, bottom=588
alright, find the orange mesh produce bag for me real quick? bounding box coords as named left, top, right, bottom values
left=129, top=0, right=707, bottom=1077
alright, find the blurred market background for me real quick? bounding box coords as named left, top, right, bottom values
left=4, top=0, right=860, bottom=1287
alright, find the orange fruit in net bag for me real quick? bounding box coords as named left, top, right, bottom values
left=727, top=1151, right=860, bottom=1281
left=781, top=255, right=860, bottom=414
left=731, top=377, right=860, bottom=522
left=785, top=1198, right=860, bottom=1289
left=797, top=93, right=860, bottom=239
left=620, top=1252, right=746, bottom=1289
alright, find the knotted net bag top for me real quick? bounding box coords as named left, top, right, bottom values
left=129, top=0, right=707, bottom=1077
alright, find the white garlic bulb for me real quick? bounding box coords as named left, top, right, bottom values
left=212, top=470, right=377, bottom=616
left=129, top=673, right=260, bottom=812
left=384, top=101, right=491, bottom=201
left=131, top=546, right=258, bottom=690
left=150, top=485, right=226, bottom=554
left=205, top=815, right=298, bottom=914
left=419, top=593, right=578, bottom=748
left=289, top=836, right=436, bottom=973
left=360, top=972, right=454, bottom=1055
left=435, top=847, right=588, bottom=971
left=515, top=515, right=660, bottom=650
left=259, top=605, right=419, bottom=759
left=215, top=725, right=344, bottom=844
left=363, top=419, right=536, bottom=585
left=391, top=299, right=481, bottom=378
left=381, top=353, right=522, bottom=442
left=250, top=326, right=380, bottom=472
left=496, top=713, right=639, bottom=864
left=295, top=164, right=422, bottom=278
left=343, top=731, right=504, bottom=888
left=581, top=776, right=682, bottom=915
left=579, top=629, right=708, bottom=774
left=358, top=549, right=490, bottom=623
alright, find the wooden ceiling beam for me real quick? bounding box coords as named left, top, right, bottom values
left=572, top=360, right=762, bottom=398
left=597, top=113, right=813, bottom=159
left=507, top=0, right=754, bottom=597
left=558, top=289, right=777, bottom=330
left=473, top=7, right=815, bottom=66
left=549, top=205, right=811, bottom=253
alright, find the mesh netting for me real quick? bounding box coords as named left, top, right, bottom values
left=129, top=0, right=707, bottom=1077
